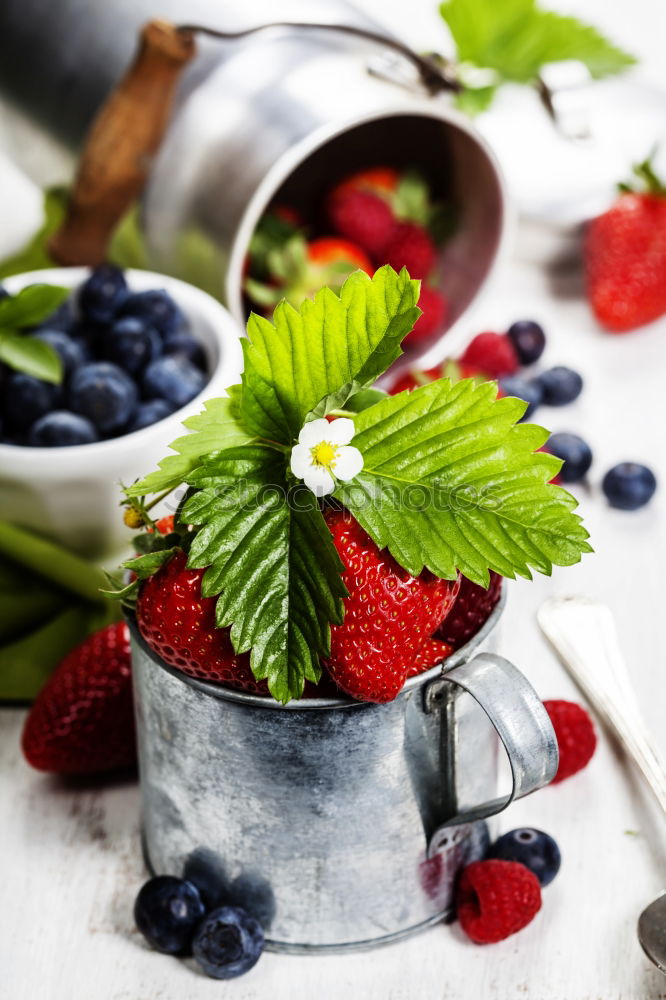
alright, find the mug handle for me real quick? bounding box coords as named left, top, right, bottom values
left=424, top=652, right=558, bottom=830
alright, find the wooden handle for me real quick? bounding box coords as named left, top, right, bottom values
left=49, top=20, right=195, bottom=267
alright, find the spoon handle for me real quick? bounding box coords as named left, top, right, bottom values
left=538, top=595, right=666, bottom=817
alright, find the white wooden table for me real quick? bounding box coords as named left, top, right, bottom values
left=2, top=2, right=666, bottom=997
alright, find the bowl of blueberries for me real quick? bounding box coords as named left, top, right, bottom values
left=0, top=266, right=244, bottom=558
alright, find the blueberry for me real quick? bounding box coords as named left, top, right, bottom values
left=134, top=876, right=205, bottom=955
left=104, top=316, right=162, bottom=374
left=68, top=362, right=138, bottom=433
left=506, top=320, right=546, bottom=365
left=119, top=289, right=185, bottom=337
left=71, top=321, right=104, bottom=360
left=35, top=299, right=76, bottom=333
left=183, top=848, right=230, bottom=911
left=538, top=366, right=583, bottom=406
left=31, top=329, right=86, bottom=377
left=546, top=432, right=592, bottom=483
left=489, top=828, right=561, bottom=886
left=602, top=462, right=657, bottom=511
left=498, top=374, right=543, bottom=419
left=0, top=285, right=8, bottom=300
left=3, top=372, right=60, bottom=431
left=28, top=411, right=98, bottom=446
left=163, top=329, right=206, bottom=370
left=142, top=356, right=206, bottom=409
left=192, top=905, right=264, bottom=980
left=79, top=265, right=127, bottom=323
left=126, top=398, right=174, bottom=432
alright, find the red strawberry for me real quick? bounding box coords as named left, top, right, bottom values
left=389, top=364, right=443, bottom=394
left=328, top=189, right=397, bottom=258
left=329, top=166, right=401, bottom=203
left=459, top=332, right=519, bottom=379
left=405, top=639, right=453, bottom=678
left=543, top=699, right=596, bottom=783
left=382, top=222, right=436, bottom=278
left=584, top=158, right=666, bottom=332
left=406, top=285, right=448, bottom=345
left=21, top=622, right=136, bottom=775
left=388, top=358, right=493, bottom=395
left=307, top=237, right=372, bottom=274
left=272, top=203, right=303, bottom=228
left=456, top=860, right=542, bottom=944
left=154, top=514, right=175, bottom=535
left=323, top=508, right=460, bottom=703
left=436, top=572, right=502, bottom=649
left=136, top=550, right=268, bottom=695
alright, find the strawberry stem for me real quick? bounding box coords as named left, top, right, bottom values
left=619, top=148, right=666, bottom=196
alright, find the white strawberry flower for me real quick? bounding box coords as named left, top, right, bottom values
left=290, top=417, right=364, bottom=497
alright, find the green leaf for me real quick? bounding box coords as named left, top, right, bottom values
left=392, top=171, right=431, bottom=226
left=333, top=379, right=592, bottom=587
left=125, top=395, right=254, bottom=496
left=0, top=330, right=62, bottom=383
left=239, top=266, right=421, bottom=442
left=455, top=85, right=498, bottom=116
left=0, top=520, right=110, bottom=604
left=182, top=444, right=347, bottom=703
left=345, top=387, right=389, bottom=413
left=0, top=283, right=70, bottom=329
left=440, top=0, right=635, bottom=85
left=121, top=549, right=178, bottom=579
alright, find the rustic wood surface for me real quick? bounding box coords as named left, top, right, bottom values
left=2, top=264, right=666, bottom=1000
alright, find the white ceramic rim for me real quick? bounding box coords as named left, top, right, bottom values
left=0, top=267, right=244, bottom=468
left=224, top=98, right=513, bottom=329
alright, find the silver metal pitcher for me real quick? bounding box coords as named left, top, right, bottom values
left=0, top=0, right=508, bottom=338
left=130, top=590, right=557, bottom=952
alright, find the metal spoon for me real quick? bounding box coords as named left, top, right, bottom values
left=537, top=595, right=666, bottom=975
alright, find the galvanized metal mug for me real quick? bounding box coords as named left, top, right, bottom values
left=130, top=589, right=557, bottom=952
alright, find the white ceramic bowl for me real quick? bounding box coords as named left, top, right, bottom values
left=0, top=268, right=244, bottom=559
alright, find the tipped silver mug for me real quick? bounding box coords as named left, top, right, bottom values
left=130, top=588, right=557, bottom=952
left=0, top=0, right=508, bottom=345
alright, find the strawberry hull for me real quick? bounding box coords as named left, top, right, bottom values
left=129, top=584, right=557, bottom=951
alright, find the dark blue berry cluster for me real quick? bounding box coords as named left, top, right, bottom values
left=1, top=267, right=208, bottom=447
left=134, top=871, right=265, bottom=980
left=501, top=320, right=657, bottom=507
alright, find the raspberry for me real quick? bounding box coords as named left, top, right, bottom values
left=436, top=572, right=502, bottom=648
left=543, top=699, right=597, bottom=782
left=456, top=860, right=542, bottom=944
left=459, top=332, right=519, bottom=379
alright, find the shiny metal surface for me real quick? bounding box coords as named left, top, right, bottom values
left=131, top=589, right=557, bottom=951
left=639, top=895, right=666, bottom=975
left=0, top=0, right=508, bottom=334
left=538, top=595, right=666, bottom=977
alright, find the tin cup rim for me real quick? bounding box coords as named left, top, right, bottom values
left=127, top=582, right=505, bottom=711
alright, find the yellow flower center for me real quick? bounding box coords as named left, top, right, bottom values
left=311, top=441, right=338, bottom=469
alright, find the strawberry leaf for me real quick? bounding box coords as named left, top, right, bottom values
left=239, top=266, right=421, bottom=443
left=182, top=444, right=347, bottom=703
left=333, top=379, right=592, bottom=587
left=0, top=330, right=62, bottom=383
left=440, top=0, right=635, bottom=89
left=125, top=396, right=253, bottom=497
